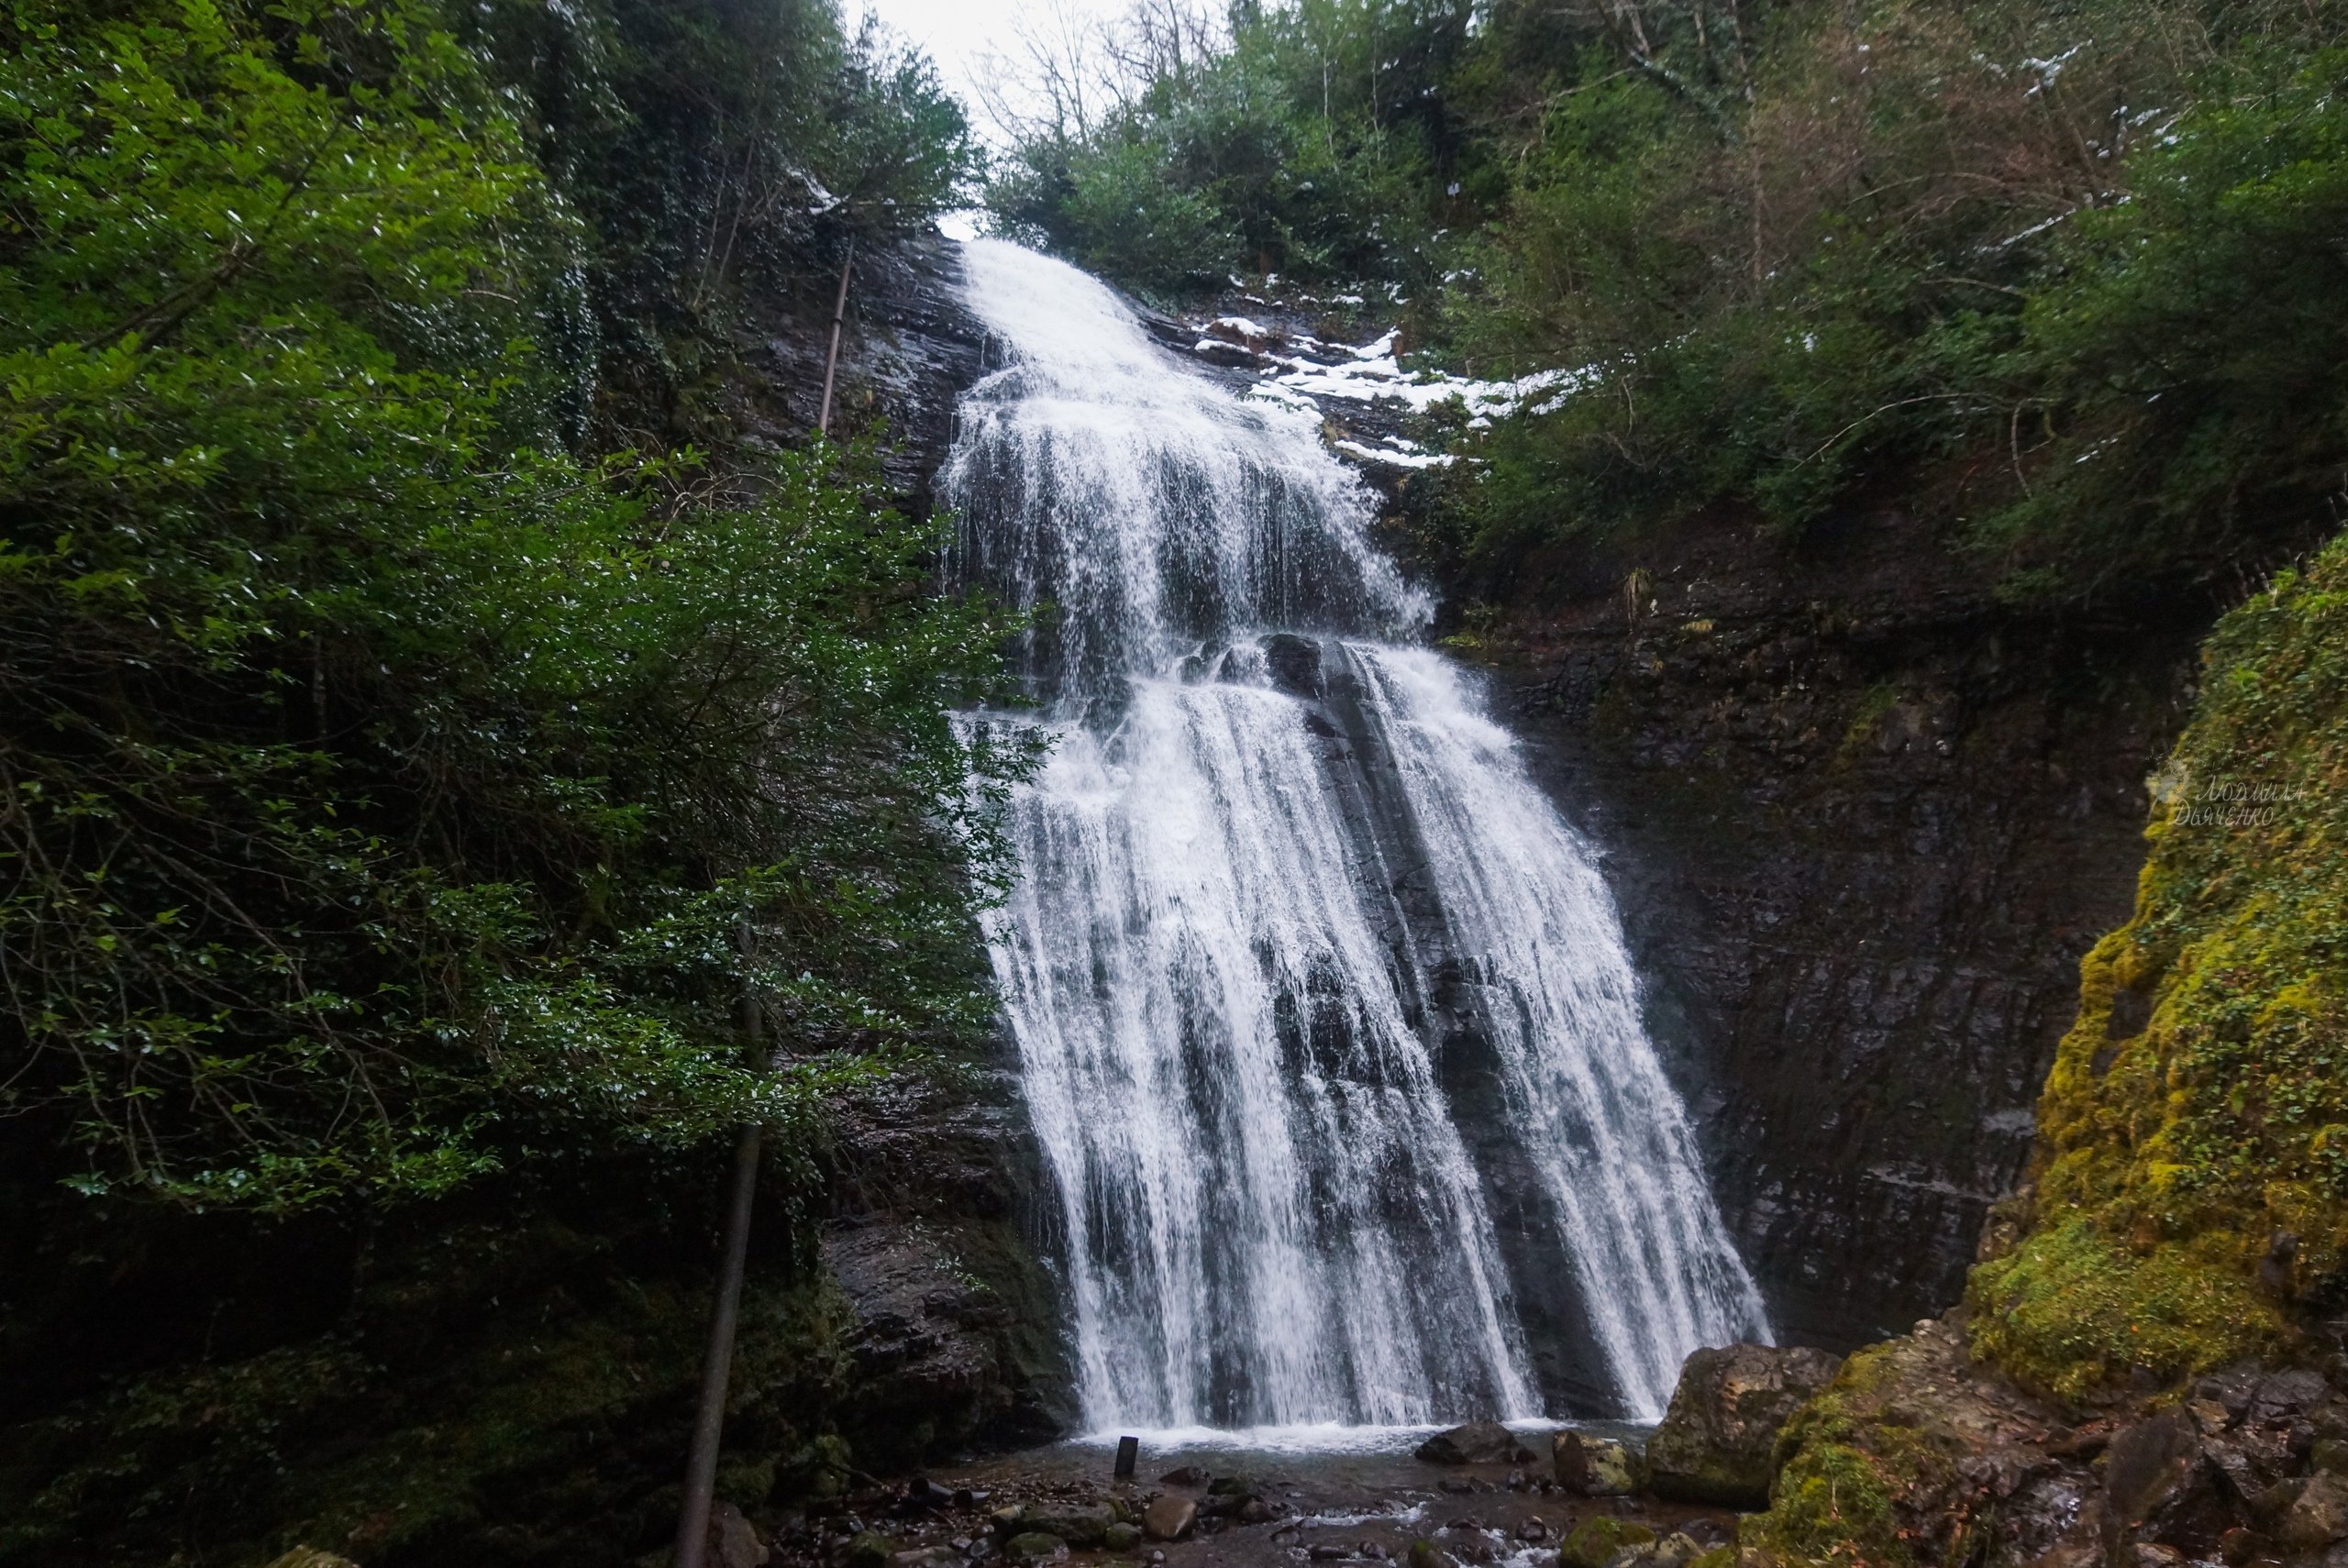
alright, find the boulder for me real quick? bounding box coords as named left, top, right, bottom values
left=1646, top=1343, right=1842, bottom=1507
left=1558, top=1517, right=1655, bottom=1568
left=2279, top=1473, right=2348, bottom=1553
left=1143, top=1496, right=1197, bottom=1542
left=1022, top=1504, right=1115, bottom=1548
left=1415, top=1420, right=1529, bottom=1465
left=1002, top=1533, right=1070, bottom=1564
left=1553, top=1430, right=1641, bottom=1496
left=1103, top=1522, right=1142, bottom=1552
left=2103, top=1407, right=2237, bottom=1561
left=712, top=1501, right=771, bottom=1568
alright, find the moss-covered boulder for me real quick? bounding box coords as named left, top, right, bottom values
left=1742, top=1314, right=2082, bottom=1568
left=1559, top=1516, right=1656, bottom=1568
left=1966, top=533, right=2348, bottom=1401
left=1646, top=1343, right=1842, bottom=1507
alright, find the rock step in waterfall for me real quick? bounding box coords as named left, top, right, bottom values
left=943, top=236, right=1769, bottom=1430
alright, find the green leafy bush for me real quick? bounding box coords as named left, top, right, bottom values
left=0, top=0, right=1019, bottom=1209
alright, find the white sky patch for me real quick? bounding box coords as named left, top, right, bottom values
left=854, top=0, right=1135, bottom=145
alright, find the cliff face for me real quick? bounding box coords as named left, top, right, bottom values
left=1476, top=502, right=2208, bottom=1349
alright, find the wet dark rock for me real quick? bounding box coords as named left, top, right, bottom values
left=2105, top=1408, right=2232, bottom=1561
left=2278, top=1474, right=2348, bottom=1552
left=260, top=1551, right=359, bottom=1568
left=1160, top=1466, right=1209, bottom=1487
left=1416, top=1420, right=1528, bottom=1465
left=2254, top=1368, right=2335, bottom=1422
left=1646, top=1343, right=1842, bottom=1507
left=1102, top=1522, right=1142, bottom=1551
left=1407, top=1540, right=1456, bottom=1568
left=849, top=1531, right=900, bottom=1568
left=1000, top=1532, right=1069, bottom=1564
left=1261, top=632, right=1329, bottom=699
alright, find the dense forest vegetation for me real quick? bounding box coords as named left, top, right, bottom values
left=0, top=0, right=1019, bottom=1560
left=1, top=0, right=1002, bottom=1219
left=986, top=0, right=2348, bottom=600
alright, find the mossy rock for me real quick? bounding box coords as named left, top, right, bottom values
left=1560, top=1517, right=1656, bottom=1568
left=1966, top=530, right=2348, bottom=1400
left=1003, top=1531, right=1072, bottom=1563
left=848, top=1532, right=900, bottom=1568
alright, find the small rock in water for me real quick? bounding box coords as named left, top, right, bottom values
left=1415, top=1420, right=1522, bottom=1465
left=1237, top=1498, right=1273, bottom=1524
left=1516, top=1519, right=1548, bottom=1543
left=1160, top=1466, right=1209, bottom=1487
left=1002, top=1534, right=1069, bottom=1564
left=1437, top=1477, right=1473, bottom=1495
left=1408, top=1540, right=1457, bottom=1568
left=1309, top=1546, right=1350, bottom=1561
left=1553, top=1433, right=1641, bottom=1498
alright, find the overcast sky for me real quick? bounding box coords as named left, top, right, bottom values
left=857, top=0, right=1128, bottom=141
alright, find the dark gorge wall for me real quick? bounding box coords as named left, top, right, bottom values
left=1480, top=502, right=2208, bottom=1349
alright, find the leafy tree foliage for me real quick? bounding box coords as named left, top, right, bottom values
left=0, top=0, right=1014, bottom=1210
left=989, top=0, right=2348, bottom=598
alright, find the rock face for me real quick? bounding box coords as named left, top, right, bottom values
left=729, top=234, right=985, bottom=519
left=1486, top=506, right=2203, bottom=1346
left=1645, top=1342, right=1842, bottom=1507
left=1415, top=1419, right=1533, bottom=1465
left=820, top=1062, right=1070, bottom=1464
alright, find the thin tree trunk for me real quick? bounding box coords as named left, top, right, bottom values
left=674, top=237, right=857, bottom=1568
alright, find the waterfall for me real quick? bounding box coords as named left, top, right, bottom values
left=945, top=237, right=1769, bottom=1429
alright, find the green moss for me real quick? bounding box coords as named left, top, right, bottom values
left=1964, top=531, right=2348, bottom=1400
left=1560, top=1517, right=1656, bottom=1568
left=1748, top=1438, right=1912, bottom=1568
left=1967, top=1219, right=2274, bottom=1402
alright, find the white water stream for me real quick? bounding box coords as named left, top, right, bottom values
left=945, top=238, right=1768, bottom=1430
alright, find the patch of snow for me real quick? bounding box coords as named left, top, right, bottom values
left=1334, top=439, right=1456, bottom=469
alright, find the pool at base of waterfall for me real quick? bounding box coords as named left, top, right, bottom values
left=753, top=1422, right=1739, bottom=1568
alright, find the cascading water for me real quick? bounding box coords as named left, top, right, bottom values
left=945, top=237, right=1769, bottom=1430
